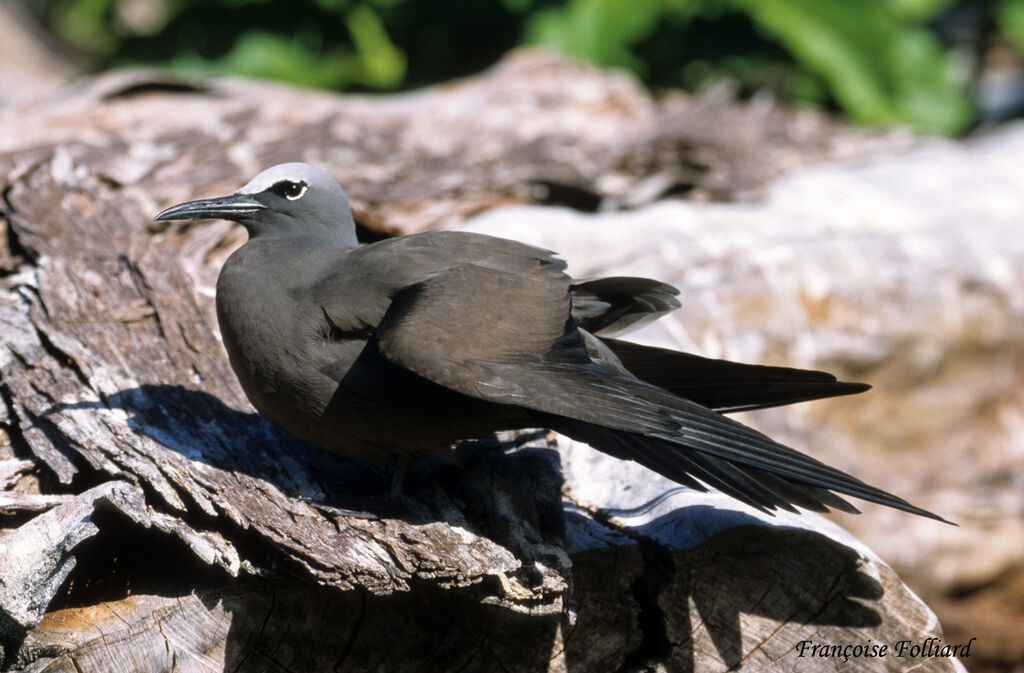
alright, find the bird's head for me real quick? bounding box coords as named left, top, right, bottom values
left=154, top=162, right=357, bottom=245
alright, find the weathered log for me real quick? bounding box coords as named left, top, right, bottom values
left=0, top=52, right=968, bottom=672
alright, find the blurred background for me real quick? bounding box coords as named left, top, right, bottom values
left=4, top=0, right=1024, bottom=133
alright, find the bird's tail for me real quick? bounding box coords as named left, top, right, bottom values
left=605, top=339, right=871, bottom=413
left=570, top=277, right=681, bottom=337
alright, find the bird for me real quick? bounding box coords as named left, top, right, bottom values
left=155, top=162, right=945, bottom=522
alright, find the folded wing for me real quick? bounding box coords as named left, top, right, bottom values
left=371, top=264, right=945, bottom=521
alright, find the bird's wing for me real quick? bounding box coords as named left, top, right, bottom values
left=371, top=262, right=674, bottom=433
left=315, top=230, right=567, bottom=331
left=371, top=263, right=945, bottom=521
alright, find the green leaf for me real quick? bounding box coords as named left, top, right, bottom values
left=153, top=4, right=406, bottom=91
left=55, top=0, right=118, bottom=54
left=344, top=3, right=406, bottom=88
left=997, top=0, right=1024, bottom=54
left=883, top=0, right=957, bottom=22
left=732, top=0, right=972, bottom=134
left=525, top=0, right=667, bottom=73
left=177, top=31, right=354, bottom=89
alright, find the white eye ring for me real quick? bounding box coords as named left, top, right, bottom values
left=272, top=180, right=308, bottom=200
left=284, top=183, right=307, bottom=200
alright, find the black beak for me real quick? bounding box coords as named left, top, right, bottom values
left=154, top=193, right=266, bottom=222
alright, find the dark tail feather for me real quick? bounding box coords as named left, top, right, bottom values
left=606, top=339, right=871, bottom=412
left=570, top=277, right=681, bottom=337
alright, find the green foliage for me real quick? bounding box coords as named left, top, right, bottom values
left=32, top=0, right=409, bottom=90
left=344, top=4, right=405, bottom=88
left=26, top=0, right=1024, bottom=134
left=998, top=0, right=1024, bottom=54
left=519, top=0, right=973, bottom=134
left=525, top=0, right=667, bottom=75
left=48, top=0, right=119, bottom=55
left=883, top=0, right=958, bottom=22
left=734, top=0, right=971, bottom=134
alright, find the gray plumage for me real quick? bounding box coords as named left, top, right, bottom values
left=155, top=163, right=945, bottom=522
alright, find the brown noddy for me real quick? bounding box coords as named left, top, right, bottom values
left=155, top=162, right=946, bottom=521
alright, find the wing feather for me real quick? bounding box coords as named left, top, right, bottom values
left=368, top=254, right=945, bottom=521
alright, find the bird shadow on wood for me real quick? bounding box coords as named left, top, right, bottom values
left=48, top=384, right=391, bottom=502
left=46, top=383, right=565, bottom=531
left=203, top=580, right=563, bottom=673
left=620, top=506, right=884, bottom=671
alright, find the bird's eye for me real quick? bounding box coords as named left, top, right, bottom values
left=271, top=180, right=308, bottom=201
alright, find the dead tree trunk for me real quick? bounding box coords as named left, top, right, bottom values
left=0, top=51, right=960, bottom=672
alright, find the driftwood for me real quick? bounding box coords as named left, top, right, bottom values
left=0, top=51, right=962, bottom=672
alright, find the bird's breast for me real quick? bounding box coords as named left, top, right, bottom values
left=215, top=253, right=343, bottom=430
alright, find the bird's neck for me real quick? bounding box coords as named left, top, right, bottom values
left=227, top=235, right=353, bottom=286
left=242, top=218, right=359, bottom=249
